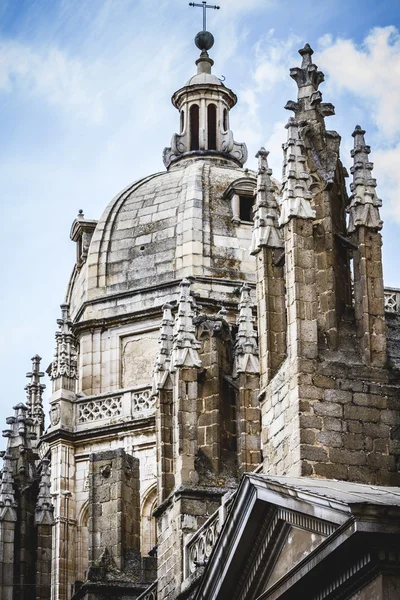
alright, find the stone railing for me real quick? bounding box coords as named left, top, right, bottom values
left=384, top=288, right=400, bottom=313
left=137, top=580, right=157, bottom=600
left=184, top=492, right=235, bottom=580
left=74, top=385, right=155, bottom=431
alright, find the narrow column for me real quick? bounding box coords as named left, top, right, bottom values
left=35, top=458, right=54, bottom=600
left=348, top=126, right=386, bottom=367
left=233, top=285, right=261, bottom=474
left=251, top=148, right=285, bottom=388
left=0, top=451, right=17, bottom=600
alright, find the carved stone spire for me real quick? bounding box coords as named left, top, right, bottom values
left=233, top=284, right=259, bottom=376
left=0, top=450, right=17, bottom=521
left=25, top=354, right=45, bottom=439
left=279, top=118, right=316, bottom=226
left=348, top=125, right=383, bottom=233
left=171, top=279, right=201, bottom=370
left=285, top=43, right=335, bottom=121
left=35, top=458, right=54, bottom=525
left=250, top=148, right=283, bottom=254
left=50, top=303, right=78, bottom=390
left=2, top=404, right=36, bottom=484
left=153, top=303, right=175, bottom=392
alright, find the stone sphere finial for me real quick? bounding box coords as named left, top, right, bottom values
left=195, top=30, right=214, bottom=52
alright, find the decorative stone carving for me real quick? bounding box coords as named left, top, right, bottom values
left=348, top=125, right=383, bottom=233
left=152, top=303, right=174, bottom=392
left=279, top=118, right=316, bottom=226
left=51, top=303, right=78, bottom=385
left=25, top=354, right=45, bottom=438
left=233, top=284, right=260, bottom=376
left=171, top=279, right=202, bottom=370
left=132, top=388, right=156, bottom=413
left=49, top=405, right=61, bottom=426
left=250, top=148, right=283, bottom=254
left=78, top=396, right=122, bottom=423
left=35, top=458, right=54, bottom=525
left=384, top=289, right=400, bottom=313
left=0, top=451, right=17, bottom=521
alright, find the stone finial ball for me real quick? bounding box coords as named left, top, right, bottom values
left=195, top=30, right=214, bottom=51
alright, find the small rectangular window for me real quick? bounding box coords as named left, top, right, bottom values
left=239, top=195, right=254, bottom=222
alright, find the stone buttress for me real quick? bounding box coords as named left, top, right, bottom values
left=257, top=44, right=400, bottom=486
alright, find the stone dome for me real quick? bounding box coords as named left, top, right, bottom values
left=68, top=156, right=257, bottom=322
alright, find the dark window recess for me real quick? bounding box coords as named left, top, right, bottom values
left=190, top=104, right=199, bottom=151
left=223, top=108, right=228, bottom=132
left=207, top=104, right=217, bottom=150
left=180, top=110, right=185, bottom=134
left=239, top=195, right=254, bottom=222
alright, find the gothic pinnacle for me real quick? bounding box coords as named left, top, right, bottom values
left=233, top=284, right=259, bottom=377
left=0, top=451, right=17, bottom=520
left=51, top=303, right=78, bottom=388
left=348, top=125, right=383, bottom=233
left=279, top=118, right=316, bottom=225
left=171, top=279, right=201, bottom=370
left=285, top=43, right=335, bottom=120
left=250, top=148, right=283, bottom=254
left=35, top=458, right=54, bottom=525
left=152, top=303, right=175, bottom=392
left=25, top=354, right=45, bottom=438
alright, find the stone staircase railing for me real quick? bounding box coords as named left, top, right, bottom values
left=184, top=491, right=235, bottom=581
left=137, top=580, right=157, bottom=600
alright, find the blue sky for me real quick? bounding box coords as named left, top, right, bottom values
left=1, top=0, right=400, bottom=432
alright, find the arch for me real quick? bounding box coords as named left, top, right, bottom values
left=141, top=485, right=158, bottom=556
left=76, top=501, right=89, bottom=582
left=190, top=104, right=200, bottom=151
left=207, top=103, right=217, bottom=150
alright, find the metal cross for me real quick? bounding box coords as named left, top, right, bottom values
left=189, top=1, right=220, bottom=31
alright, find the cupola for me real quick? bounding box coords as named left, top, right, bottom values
left=163, top=28, right=247, bottom=168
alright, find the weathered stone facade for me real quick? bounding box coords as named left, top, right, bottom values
left=1, top=23, right=400, bottom=600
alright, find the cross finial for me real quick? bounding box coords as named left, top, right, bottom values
left=189, top=2, right=220, bottom=32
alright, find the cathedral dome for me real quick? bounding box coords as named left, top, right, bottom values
left=68, top=44, right=255, bottom=323
left=68, top=155, right=257, bottom=321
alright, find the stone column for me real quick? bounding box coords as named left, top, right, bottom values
left=233, top=285, right=261, bottom=474
left=0, top=452, right=17, bottom=600
left=348, top=126, right=386, bottom=367
left=250, top=148, right=285, bottom=388
left=35, top=458, right=54, bottom=600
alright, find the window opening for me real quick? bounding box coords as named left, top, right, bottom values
left=223, top=108, right=228, bottom=132
left=180, top=110, right=185, bottom=134
left=239, top=195, right=254, bottom=222
left=207, top=103, right=217, bottom=150
left=190, top=104, right=200, bottom=151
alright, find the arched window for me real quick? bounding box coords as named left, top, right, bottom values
left=207, top=103, right=217, bottom=150
left=141, top=486, right=158, bottom=556
left=180, top=110, right=185, bottom=134
left=190, top=104, right=200, bottom=151
left=223, top=108, right=228, bottom=132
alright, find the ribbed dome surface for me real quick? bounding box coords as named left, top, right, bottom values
left=68, top=157, right=256, bottom=319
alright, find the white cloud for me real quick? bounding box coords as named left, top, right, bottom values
left=318, top=26, right=400, bottom=138
left=0, top=40, right=104, bottom=123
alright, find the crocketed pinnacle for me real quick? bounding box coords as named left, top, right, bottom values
left=152, top=303, right=175, bottom=392
left=35, top=458, right=54, bottom=525
left=279, top=118, right=316, bottom=226
left=233, top=284, right=259, bottom=377
left=285, top=43, right=335, bottom=121
left=171, top=279, right=201, bottom=370
left=0, top=450, right=17, bottom=521
left=2, top=404, right=36, bottom=489
left=51, top=303, right=78, bottom=386
left=25, top=355, right=45, bottom=439
left=250, top=148, right=283, bottom=254
left=348, top=125, right=383, bottom=233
